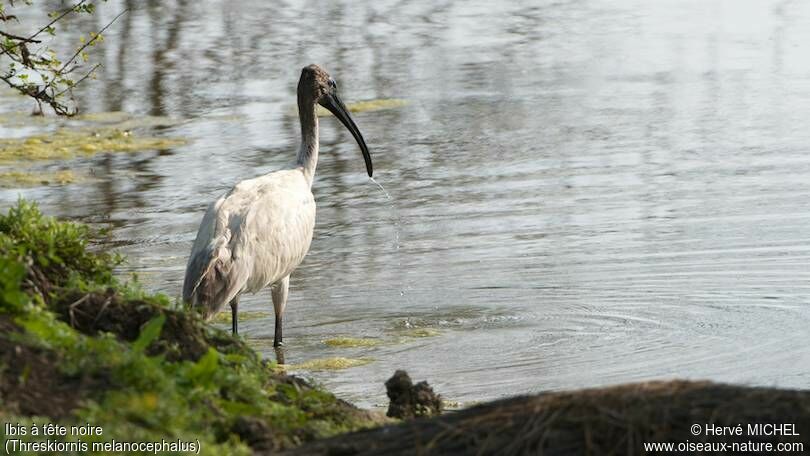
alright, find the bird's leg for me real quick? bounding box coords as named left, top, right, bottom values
left=230, top=297, right=239, bottom=335
left=272, top=275, right=290, bottom=347
left=274, top=314, right=283, bottom=346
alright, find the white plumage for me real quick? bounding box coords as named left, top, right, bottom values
left=183, top=64, right=373, bottom=346
left=185, top=171, right=315, bottom=310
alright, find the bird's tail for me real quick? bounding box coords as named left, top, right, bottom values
left=182, top=240, right=241, bottom=320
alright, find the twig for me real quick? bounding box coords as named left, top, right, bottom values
left=53, top=62, right=100, bottom=99
left=90, top=295, right=113, bottom=327
left=0, top=30, right=41, bottom=43
left=0, top=5, right=128, bottom=115
left=57, top=8, right=128, bottom=76
left=26, top=0, right=88, bottom=44
left=0, top=0, right=87, bottom=59
left=68, top=293, right=91, bottom=327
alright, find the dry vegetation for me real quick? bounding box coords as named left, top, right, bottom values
left=290, top=380, right=810, bottom=455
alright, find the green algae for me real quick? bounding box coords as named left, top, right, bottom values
left=400, top=328, right=441, bottom=338
left=75, top=111, right=133, bottom=123
left=0, top=109, right=187, bottom=167
left=243, top=337, right=279, bottom=350
left=288, top=357, right=372, bottom=371
left=0, top=111, right=53, bottom=127
left=0, top=169, right=77, bottom=187
left=0, top=127, right=187, bottom=162
left=211, top=310, right=272, bottom=324
left=300, top=98, right=408, bottom=118
left=77, top=111, right=184, bottom=130
left=323, top=337, right=382, bottom=348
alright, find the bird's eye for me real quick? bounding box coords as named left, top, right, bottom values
left=328, top=78, right=337, bottom=89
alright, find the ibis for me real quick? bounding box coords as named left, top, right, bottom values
left=182, top=64, right=372, bottom=346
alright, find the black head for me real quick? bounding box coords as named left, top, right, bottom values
left=298, top=64, right=372, bottom=177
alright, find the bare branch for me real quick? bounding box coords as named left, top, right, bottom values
left=0, top=30, right=41, bottom=43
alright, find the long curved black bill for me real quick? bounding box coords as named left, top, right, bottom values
left=320, top=92, right=373, bottom=177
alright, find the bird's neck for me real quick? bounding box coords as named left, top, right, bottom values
left=296, top=97, right=319, bottom=187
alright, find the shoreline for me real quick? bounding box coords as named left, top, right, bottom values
left=2, top=200, right=808, bottom=455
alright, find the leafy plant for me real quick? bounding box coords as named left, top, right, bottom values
left=0, top=1, right=127, bottom=115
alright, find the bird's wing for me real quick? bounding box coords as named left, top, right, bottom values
left=182, top=195, right=249, bottom=315
left=234, top=171, right=316, bottom=292
left=182, top=170, right=314, bottom=314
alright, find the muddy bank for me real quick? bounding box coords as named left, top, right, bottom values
left=288, top=380, right=810, bottom=456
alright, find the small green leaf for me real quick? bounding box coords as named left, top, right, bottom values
left=132, top=314, right=166, bottom=352
left=187, top=348, right=219, bottom=384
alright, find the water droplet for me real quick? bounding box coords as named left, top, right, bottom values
left=369, top=176, right=391, bottom=200
left=368, top=176, right=411, bottom=306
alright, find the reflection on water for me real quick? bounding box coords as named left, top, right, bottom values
left=2, top=0, right=810, bottom=407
